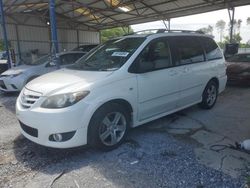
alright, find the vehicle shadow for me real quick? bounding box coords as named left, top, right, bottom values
left=0, top=91, right=19, bottom=113
left=11, top=105, right=241, bottom=187
left=11, top=112, right=191, bottom=187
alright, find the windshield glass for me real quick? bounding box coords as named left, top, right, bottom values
left=67, top=37, right=146, bottom=71
left=24, top=55, right=49, bottom=65
left=227, top=54, right=250, bottom=63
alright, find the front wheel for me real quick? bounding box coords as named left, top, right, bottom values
left=88, top=103, right=130, bottom=151
left=199, top=80, right=218, bottom=109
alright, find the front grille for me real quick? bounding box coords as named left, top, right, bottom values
left=20, top=121, right=38, bottom=137
left=20, top=88, right=42, bottom=109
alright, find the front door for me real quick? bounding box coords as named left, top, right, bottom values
left=131, top=37, right=181, bottom=121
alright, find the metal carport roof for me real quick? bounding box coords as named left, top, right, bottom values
left=3, top=0, right=250, bottom=31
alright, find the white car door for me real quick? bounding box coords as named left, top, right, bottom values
left=130, top=38, right=181, bottom=121
left=171, top=36, right=207, bottom=108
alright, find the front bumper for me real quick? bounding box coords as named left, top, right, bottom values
left=16, top=96, right=93, bottom=148
left=0, top=76, right=25, bottom=92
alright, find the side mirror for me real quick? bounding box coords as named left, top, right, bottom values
left=45, top=61, right=56, bottom=67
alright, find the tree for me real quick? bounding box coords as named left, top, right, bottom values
left=101, top=26, right=133, bottom=42
left=216, top=20, right=226, bottom=42
left=228, top=19, right=242, bottom=35
left=236, top=19, right=242, bottom=34
left=197, top=25, right=213, bottom=36
left=247, top=17, right=250, bottom=25
left=224, top=33, right=242, bottom=44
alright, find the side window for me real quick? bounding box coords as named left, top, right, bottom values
left=202, top=37, right=223, bottom=61
left=173, top=36, right=205, bottom=65
left=60, top=54, right=82, bottom=65
left=73, top=53, right=85, bottom=62
left=131, top=38, right=172, bottom=73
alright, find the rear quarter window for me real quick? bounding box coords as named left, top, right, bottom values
left=169, top=36, right=205, bottom=65
left=201, top=37, right=223, bottom=61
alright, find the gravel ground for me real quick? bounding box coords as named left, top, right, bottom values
left=0, top=89, right=248, bottom=188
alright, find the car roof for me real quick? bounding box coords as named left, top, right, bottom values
left=124, top=32, right=212, bottom=38
left=110, top=31, right=213, bottom=43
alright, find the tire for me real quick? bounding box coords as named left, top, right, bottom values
left=199, top=80, right=218, bottom=109
left=88, top=103, right=130, bottom=151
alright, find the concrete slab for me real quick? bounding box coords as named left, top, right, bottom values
left=191, top=130, right=225, bottom=147
left=167, top=128, right=191, bottom=135
left=167, top=116, right=203, bottom=130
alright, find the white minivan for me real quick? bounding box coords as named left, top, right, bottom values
left=16, top=30, right=227, bottom=150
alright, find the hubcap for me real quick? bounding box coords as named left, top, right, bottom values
left=206, top=85, right=217, bottom=106
left=99, top=112, right=126, bottom=146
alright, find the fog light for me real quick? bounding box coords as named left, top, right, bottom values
left=49, top=131, right=76, bottom=142
left=52, top=133, right=62, bottom=142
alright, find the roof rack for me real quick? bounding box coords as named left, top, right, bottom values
left=125, top=29, right=205, bottom=36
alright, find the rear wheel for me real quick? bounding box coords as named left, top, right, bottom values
left=88, top=103, right=130, bottom=151
left=199, top=80, right=218, bottom=109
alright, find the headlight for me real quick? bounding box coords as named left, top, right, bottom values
left=239, top=72, right=250, bottom=76
left=41, top=91, right=89, bottom=109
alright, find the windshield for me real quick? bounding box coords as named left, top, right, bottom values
left=73, top=44, right=98, bottom=52
left=24, top=55, right=49, bottom=65
left=227, top=54, right=250, bottom=63
left=67, top=37, right=146, bottom=71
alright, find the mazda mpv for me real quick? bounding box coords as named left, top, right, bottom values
left=16, top=30, right=227, bottom=150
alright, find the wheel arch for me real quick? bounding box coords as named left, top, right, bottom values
left=91, top=98, right=134, bottom=124
left=210, top=77, right=219, bottom=89
left=86, top=98, right=134, bottom=146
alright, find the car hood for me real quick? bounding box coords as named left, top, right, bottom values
left=1, top=65, right=33, bottom=75
left=226, top=62, right=250, bottom=74
left=25, top=69, right=114, bottom=96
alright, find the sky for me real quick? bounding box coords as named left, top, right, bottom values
left=131, top=5, right=250, bottom=43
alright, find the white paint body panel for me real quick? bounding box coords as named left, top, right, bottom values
left=16, top=33, right=227, bottom=148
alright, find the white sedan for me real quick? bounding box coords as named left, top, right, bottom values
left=0, top=51, right=85, bottom=92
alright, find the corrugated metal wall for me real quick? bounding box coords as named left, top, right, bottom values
left=0, top=16, right=100, bottom=64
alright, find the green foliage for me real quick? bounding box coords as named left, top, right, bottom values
left=216, top=20, right=226, bottom=31
left=0, top=40, right=5, bottom=51
left=246, top=176, right=250, bottom=186
left=217, top=42, right=225, bottom=49
left=197, top=25, right=213, bottom=36
left=216, top=20, right=226, bottom=42
left=0, top=40, right=11, bottom=51
left=224, top=33, right=242, bottom=44
left=247, top=17, right=250, bottom=25
left=101, top=26, right=133, bottom=42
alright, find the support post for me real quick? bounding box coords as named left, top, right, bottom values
left=228, top=7, right=235, bottom=43
left=76, top=29, right=80, bottom=47
left=162, top=19, right=171, bottom=31
left=15, top=24, right=22, bottom=64
left=49, top=0, right=59, bottom=68
left=0, top=0, right=11, bottom=69
left=168, top=19, right=171, bottom=31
